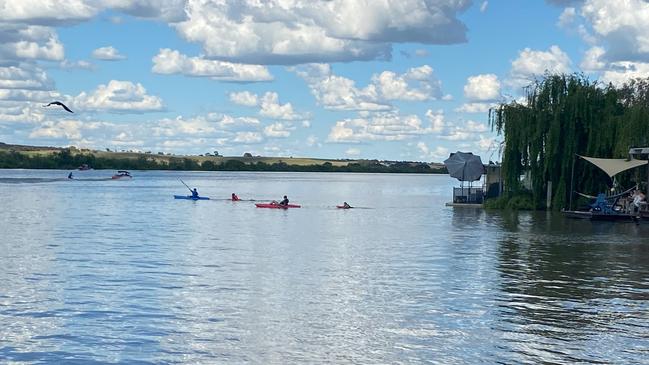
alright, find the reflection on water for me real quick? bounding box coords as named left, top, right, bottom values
left=0, top=169, right=648, bottom=364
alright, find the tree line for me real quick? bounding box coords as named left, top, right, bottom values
left=0, top=149, right=446, bottom=174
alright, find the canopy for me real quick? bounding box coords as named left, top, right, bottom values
left=579, top=155, right=647, bottom=178
left=444, top=152, right=485, bottom=182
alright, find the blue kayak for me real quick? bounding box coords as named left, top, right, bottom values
left=174, top=195, right=210, bottom=200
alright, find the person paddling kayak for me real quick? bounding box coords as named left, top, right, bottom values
left=68, top=172, right=73, bottom=179
left=343, top=202, right=352, bottom=209
left=192, top=188, right=199, bottom=199
left=279, top=195, right=289, bottom=207
left=231, top=193, right=240, bottom=201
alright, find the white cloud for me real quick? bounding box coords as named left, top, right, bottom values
left=372, top=65, right=443, bottom=101
left=233, top=131, right=263, bottom=144
left=302, top=120, right=311, bottom=128
left=153, top=116, right=217, bottom=136
left=60, top=59, right=94, bottom=70
left=263, top=122, right=294, bottom=138
left=229, top=91, right=258, bottom=106
left=328, top=110, right=436, bottom=143
left=0, top=0, right=187, bottom=25
left=345, top=148, right=361, bottom=156
left=463, top=74, right=501, bottom=101
left=439, top=120, right=490, bottom=142
left=416, top=142, right=448, bottom=160
left=581, top=0, right=649, bottom=62
left=580, top=46, right=606, bottom=72
left=557, top=7, right=576, bottom=28
left=92, top=46, right=126, bottom=60
left=0, top=64, right=54, bottom=90
left=0, top=25, right=66, bottom=62
left=0, top=1, right=97, bottom=25
left=425, top=109, right=446, bottom=133
left=455, top=102, right=495, bottom=113
left=294, top=63, right=444, bottom=111
left=74, top=80, right=163, bottom=113
left=480, top=1, right=488, bottom=12
left=600, top=61, right=649, bottom=86
left=306, top=135, right=320, bottom=147
left=259, top=92, right=302, bottom=120
left=508, top=45, right=572, bottom=88
left=29, top=120, right=84, bottom=140
left=152, top=49, right=273, bottom=82
left=172, top=0, right=471, bottom=65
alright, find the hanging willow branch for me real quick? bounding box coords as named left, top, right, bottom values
left=490, top=73, right=649, bottom=210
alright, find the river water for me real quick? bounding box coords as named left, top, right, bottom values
left=0, top=169, right=647, bottom=364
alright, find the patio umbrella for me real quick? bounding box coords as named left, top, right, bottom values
left=444, top=152, right=485, bottom=181
left=444, top=152, right=485, bottom=202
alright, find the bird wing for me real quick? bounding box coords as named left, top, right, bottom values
left=61, top=103, right=73, bottom=113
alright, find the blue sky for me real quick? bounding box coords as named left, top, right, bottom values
left=0, top=0, right=646, bottom=162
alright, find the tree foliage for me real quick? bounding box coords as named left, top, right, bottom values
left=490, top=73, right=649, bottom=210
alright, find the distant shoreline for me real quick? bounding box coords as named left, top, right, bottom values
left=0, top=142, right=447, bottom=174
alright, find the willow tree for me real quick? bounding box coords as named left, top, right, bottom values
left=489, top=74, right=628, bottom=209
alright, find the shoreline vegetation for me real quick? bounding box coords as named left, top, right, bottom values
left=490, top=73, right=649, bottom=210
left=0, top=142, right=446, bottom=174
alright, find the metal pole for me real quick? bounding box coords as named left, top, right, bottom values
left=569, top=154, right=576, bottom=211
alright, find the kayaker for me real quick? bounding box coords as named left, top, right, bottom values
left=68, top=172, right=73, bottom=179
left=232, top=193, right=240, bottom=201
left=343, top=202, right=351, bottom=209
left=279, top=195, right=289, bottom=206
left=192, top=188, right=199, bottom=198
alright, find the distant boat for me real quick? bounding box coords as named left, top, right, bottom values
left=112, top=170, right=132, bottom=179
left=78, top=164, right=92, bottom=171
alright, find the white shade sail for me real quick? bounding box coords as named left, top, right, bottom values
left=579, top=155, right=647, bottom=178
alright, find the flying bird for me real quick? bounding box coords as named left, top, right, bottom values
left=43, top=101, right=74, bottom=113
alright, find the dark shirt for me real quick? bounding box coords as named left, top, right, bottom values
left=280, top=198, right=289, bottom=206
left=192, top=190, right=199, bottom=198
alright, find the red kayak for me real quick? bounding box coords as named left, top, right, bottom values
left=255, top=203, right=301, bottom=209
left=336, top=205, right=353, bottom=209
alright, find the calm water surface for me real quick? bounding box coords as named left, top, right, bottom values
left=1, top=169, right=648, bottom=364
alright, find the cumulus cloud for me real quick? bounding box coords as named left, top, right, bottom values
left=580, top=46, right=606, bottom=72
left=600, top=61, right=649, bottom=86
left=557, top=7, right=576, bottom=28
left=463, top=74, right=501, bottom=101
left=327, top=110, right=437, bottom=143
left=74, top=80, right=164, bottom=113
left=508, top=45, right=572, bottom=88
left=416, top=141, right=448, bottom=160
left=263, top=122, right=294, bottom=138
left=0, top=0, right=98, bottom=25
left=457, top=74, right=500, bottom=113
left=29, top=120, right=84, bottom=139
left=0, top=63, right=54, bottom=90
left=172, top=0, right=471, bottom=65
left=259, top=92, right=303, bottom=120
left=372, top=65, right=443, bottom=101
left=233, top=131, right=263, bottom=144
left=152, top=48, right=273, bottom=82
left=92, top=46, right=126, bottom=60
left=580, top=0, right=649, bottom=62
left=294, top=63, right=444, bottom=111
left=229, top=91, right=258, bottom=106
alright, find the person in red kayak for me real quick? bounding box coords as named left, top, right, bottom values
left=231, top=193, right=240, bottom=201
left=279, top=195, right=289, bottom=207
left=343, top=202, right=351, bottom=209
